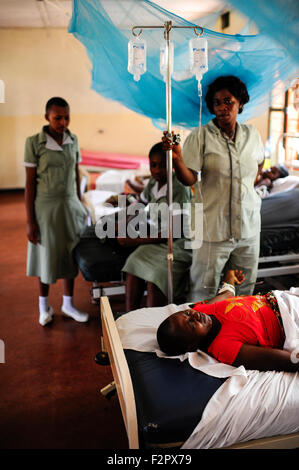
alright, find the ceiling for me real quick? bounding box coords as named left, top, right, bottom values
left=0, top=0, right=223, bottom=28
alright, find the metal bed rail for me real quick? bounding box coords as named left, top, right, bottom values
left=257, top=252, right=299, bottom=278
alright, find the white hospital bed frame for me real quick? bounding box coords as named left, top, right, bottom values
left=92, top=252, right=299, bottom=302
left=100, top=296, right=299, bottom=450
left=257, top=252, right=299, bottom=278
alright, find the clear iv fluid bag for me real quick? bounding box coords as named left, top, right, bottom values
left=0, top=80, right=5, bottom=103
left=128, top=37, right=147, bottom=82
left=160, top=41, right=174, bottom=81
left=189, top=37, right=208, bottom=79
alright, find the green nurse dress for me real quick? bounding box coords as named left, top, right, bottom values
left=122, top=173, right=193, bottom=302
left=24, top=126, right=87, bottom=284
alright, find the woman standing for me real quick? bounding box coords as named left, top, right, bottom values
left=24, top=97, right=88, bottom=326
left=163, top=76, right=264, bottom=301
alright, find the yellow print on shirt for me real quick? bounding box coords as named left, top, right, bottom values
left=224, top=301, right=244, bottom=314
left=224, top=296, right=267, bottom=321
left=251, top=296, right=268, bottom=312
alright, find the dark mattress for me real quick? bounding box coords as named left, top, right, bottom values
left=260, top=188, right=299, bottom=256
left=75, top=189, right=299, bottom=281
left=74, top=225, right=134, bottom=282
left=124, top=349, right=225, bottom=448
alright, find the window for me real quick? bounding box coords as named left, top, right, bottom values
left=268, top=80, right=299, bottom=167
left=221, top=11, right=230, bottom=30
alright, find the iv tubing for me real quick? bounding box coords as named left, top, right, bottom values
left=165, top=21, right=174, bottom=303
left=130, top=21, right=205, bottom=303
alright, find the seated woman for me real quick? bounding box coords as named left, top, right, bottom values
left=157, top=270, right=299, bottom=372
left=119, top=142, right=193, bottom=311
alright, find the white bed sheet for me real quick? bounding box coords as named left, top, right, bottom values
left=270, top=175, right=299, bottom=195
left=96, top=169, right=137, bottom=193
left=83, top=189, right=119, bottom=223
left=116, top=289, right=299, bottom=448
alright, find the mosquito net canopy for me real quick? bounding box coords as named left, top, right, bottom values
left=69, top=0, right=298, bottom=129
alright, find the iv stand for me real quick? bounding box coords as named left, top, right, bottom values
left=164, top=21, right=174, bottom=303
left=132, top=21, right=203, bottom=303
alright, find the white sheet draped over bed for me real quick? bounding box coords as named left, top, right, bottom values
left=116, top=288, right=299, bottom=448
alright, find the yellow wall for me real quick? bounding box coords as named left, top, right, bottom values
left=214, top=10, right=269, bottom=142
left=0, top=19, right=268, bottom=189
left=0, top=28, right=162, bottom=188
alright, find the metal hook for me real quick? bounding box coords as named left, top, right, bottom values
left=132, top=26, right=143, bottom=37
left=194, top=26, right=204, bottom=36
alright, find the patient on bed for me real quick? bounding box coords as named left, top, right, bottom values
left=157, top=270, right=299, bottom=373
left=255, top=164, right=299, bottom=198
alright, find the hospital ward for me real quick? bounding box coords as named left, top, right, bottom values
left=1, top=0, right=299, bottom=455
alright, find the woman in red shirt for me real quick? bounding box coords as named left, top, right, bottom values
left=157, top=270, right=298, bottom=372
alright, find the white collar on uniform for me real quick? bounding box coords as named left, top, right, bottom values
left=151, top=181, right=167, bottom=200
left=45, top=132, right=73, bottom=151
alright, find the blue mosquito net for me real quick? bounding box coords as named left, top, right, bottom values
left=69, top=0, right=299, bottom=130
left=227, top=0, right=299, bottom=65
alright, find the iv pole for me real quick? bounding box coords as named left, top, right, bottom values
left=164, top=21, right=174, bottom=303
left=131, top=21, right=203, bottom=303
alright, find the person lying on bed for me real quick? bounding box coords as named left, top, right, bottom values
left=254, top=164, right=299, bottom=198
left=157, top=269, right=298, bottom=372
left=255, top=164, right=289, bottom=189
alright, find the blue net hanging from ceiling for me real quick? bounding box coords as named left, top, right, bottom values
left=227, top=0, right=299, bottom=65
left=69, top=0, right=298, bottom=129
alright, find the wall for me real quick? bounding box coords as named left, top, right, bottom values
left=0, top=18, right=269, bottom=189
left=0, top=28, right=162, bottom=189
left=214, top=10, right=269, bottom=142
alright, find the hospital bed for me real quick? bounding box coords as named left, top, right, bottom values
left=74, top=224, right=134, bottom=299
left=75, top=187, right=299, bottom=300
left=257, top=188, right=299, bottom=279
left=100, top=296, right=299, bottom=449
left=80, top=149, right=149, bottom=172
left=79, top=149, right=149, bottom=195
left=75, top=184, right=142, bottom=300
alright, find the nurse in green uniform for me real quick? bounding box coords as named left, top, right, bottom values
left=24, top=97, right=88, bottom=326
left=120, top=142, right=192, bottom=311
left=163, top=76, right=265, bottom=302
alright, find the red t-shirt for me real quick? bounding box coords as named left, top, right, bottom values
left=192, top=295, right=285, bottom=365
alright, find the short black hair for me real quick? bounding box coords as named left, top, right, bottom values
left=276, top=164, right=289, bottom=178
left=157, top=316, right=192, bottom=356
left=205, top=75, right=249, bottom=114
left=149, top=141, right=166, bottom=160
left=45, top=97, right=69, bottom=113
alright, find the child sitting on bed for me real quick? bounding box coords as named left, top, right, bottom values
left=117, top=142, right=193, bottom=311
left=157, top=269, right=299, bottom=372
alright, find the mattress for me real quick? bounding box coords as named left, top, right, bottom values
left=115, top=301, right=299, bottom=449
left=80, top=149, right=149, bottom=170
left=260, top=189, right=299, bottom=256
left=76, top=189, right=299, bottom=283
left=124, top=349, right=225, bottom=447
left=74, top=226, right=134, bottom=282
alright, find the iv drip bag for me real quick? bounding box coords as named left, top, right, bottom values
left=189, top=37, right=208, bottom=95
left=160, top=41, right=174, bottom=82
left=128, top=36, right=147, bottom=82
left=0, top=80, right=5, bottom=103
